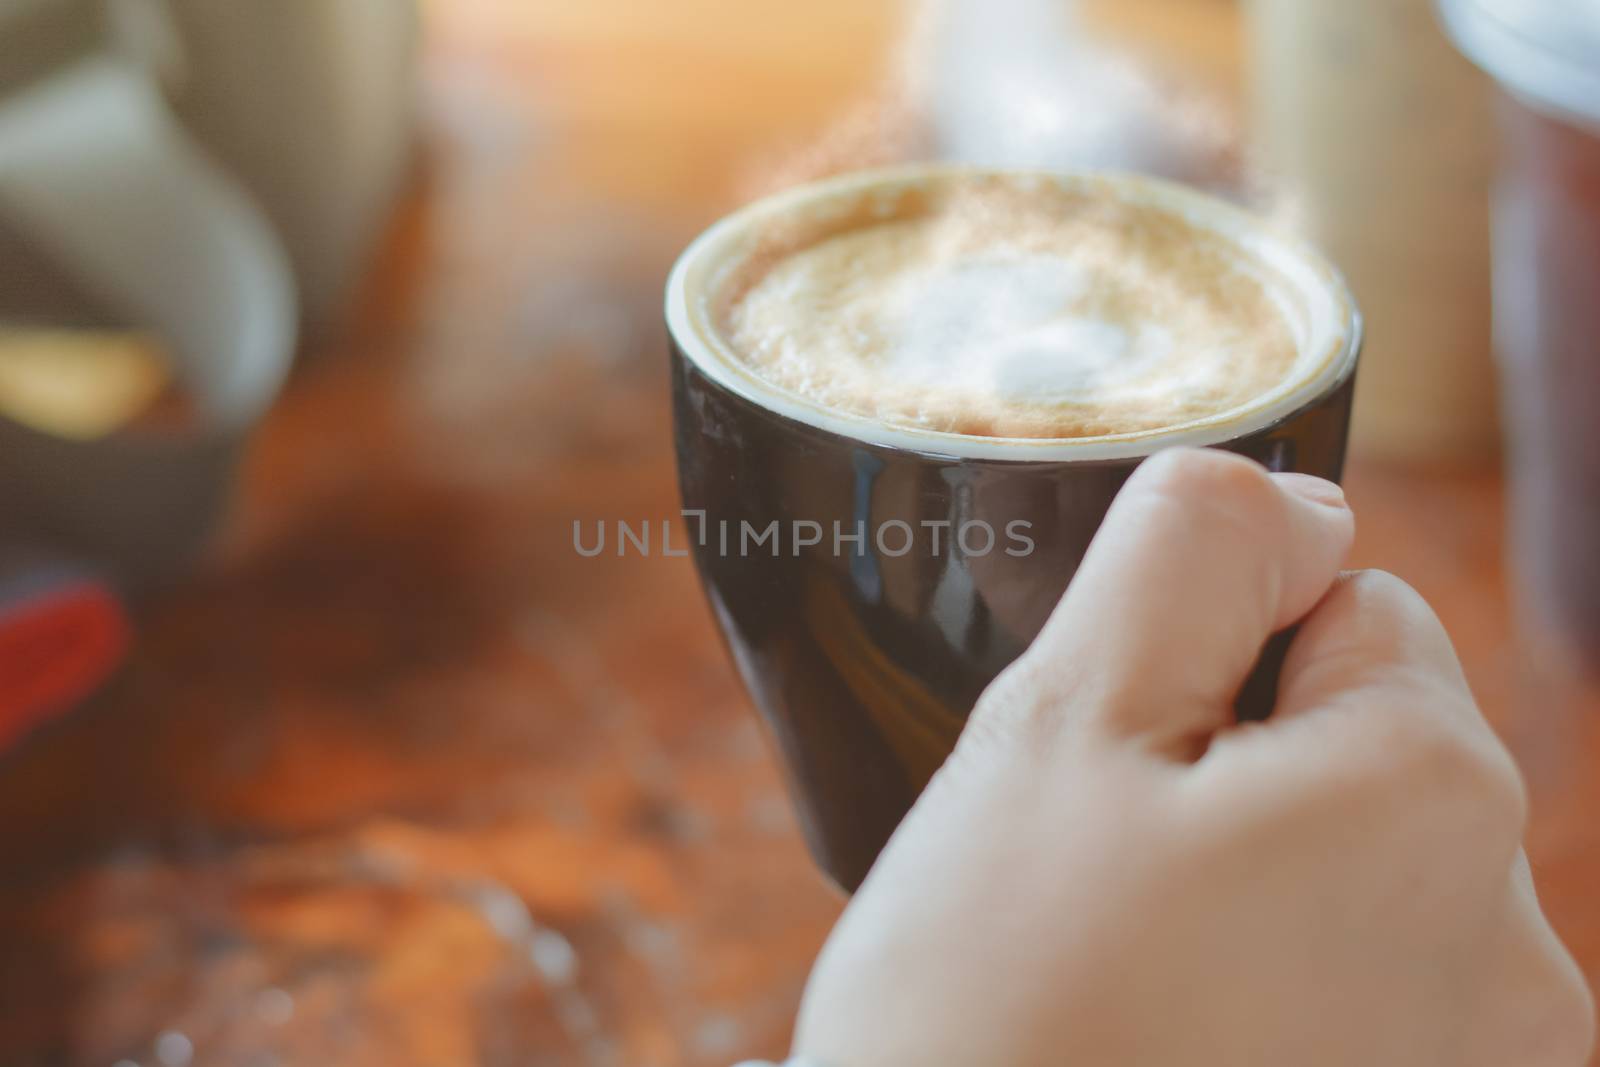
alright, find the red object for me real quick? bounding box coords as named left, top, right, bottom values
left=0, top=579, right=129, bottom=752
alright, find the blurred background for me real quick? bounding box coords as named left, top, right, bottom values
left=0, top=0, right=1596, bottom=1064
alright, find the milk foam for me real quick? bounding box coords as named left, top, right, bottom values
left=718, top=183, right=1303, bottom=439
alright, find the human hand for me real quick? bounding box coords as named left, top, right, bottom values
left=792, top=448, right=1595, bottom=1067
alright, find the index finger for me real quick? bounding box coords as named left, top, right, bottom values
left=970, top=448, right=1354, bottom=758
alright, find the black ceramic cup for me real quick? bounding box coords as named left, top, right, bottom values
left=668, top=167, right=1361, bottom=891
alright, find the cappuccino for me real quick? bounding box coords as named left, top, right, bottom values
left=668, top=166, right=1362, bottom=889
left=694, top=172, right=1347, bottom=446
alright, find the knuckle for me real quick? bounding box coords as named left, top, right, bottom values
left=1527, top=961, right=1597, bottom=1067
left=1340, top=568, right=1418, bottom=610
left=1381, top=700, right=1528, bottom=834
left=1344, top=570, right=1442, bottom=635
left=964, top=651, right=1099, bottom=761
left=965, top=656, right=1059, bottom=751
left=1557, top=981, right=1598, bottom=1066
left=1345, top=570, right=1459, bottom=652
left=1134, top=449, right=1283, bottom=535
left=1138, top=448, right=1273, bottom=507
left=1567, top=984, right=1598, bottom=1066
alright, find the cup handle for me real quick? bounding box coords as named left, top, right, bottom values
left=0, top=54, right=296, bottom=429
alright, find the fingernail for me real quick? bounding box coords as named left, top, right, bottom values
left=1273, top=472, right=1348, bottom=509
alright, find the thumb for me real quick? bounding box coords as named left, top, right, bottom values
left=971, top=448, right=1354, bottom=758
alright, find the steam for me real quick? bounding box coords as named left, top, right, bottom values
left=748, top=0, right=1242, bottom=197
left=906, top=0, right=1232, bottom=181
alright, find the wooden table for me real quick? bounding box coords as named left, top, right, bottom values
left=0, top=2, right=1594, bottom=1064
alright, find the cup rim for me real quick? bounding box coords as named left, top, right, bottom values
left=1438, top=0, right=1600, bottom=132
left=665, top=164, right=1361, bottom=463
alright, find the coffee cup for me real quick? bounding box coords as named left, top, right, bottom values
left=667, top=166, right=1361, bottom=889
